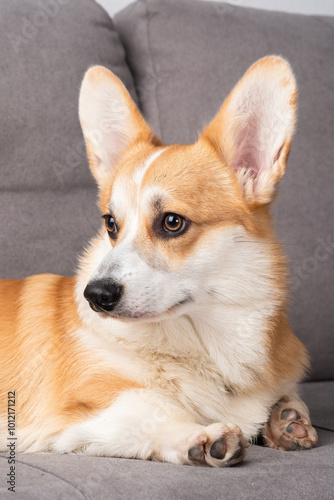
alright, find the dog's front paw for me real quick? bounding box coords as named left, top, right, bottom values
left=263, top=396, right=318, bottom=451
left=186, top=423, right=248, bottom=467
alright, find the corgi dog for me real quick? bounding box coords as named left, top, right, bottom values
left=0, top=56, right=318, bottom=467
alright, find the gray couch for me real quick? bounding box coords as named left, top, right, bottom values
left=0, top=0, right=333, bottom=498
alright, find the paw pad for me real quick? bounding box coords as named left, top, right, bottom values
left=280, top=408, right=300, bottom=421
left=229, top=441, right=243, bottom=461
left=263, top=397, right=318, bottom=451
left=188, top=444, right=205, bottom=461
left=210, top=437, right=226, bottom=460
left=286, top=422, right=308, bottom=439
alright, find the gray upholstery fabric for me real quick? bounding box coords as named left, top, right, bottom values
left=0, top=0, right=136, bottom=279
left=300, top=380, right=334, bottom=431
left=1, top=429, right=333, bottom=499
left=115, top=0, right=334, bottom=381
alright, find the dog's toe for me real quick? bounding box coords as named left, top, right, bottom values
left=187, top=423, right=247, bottom=467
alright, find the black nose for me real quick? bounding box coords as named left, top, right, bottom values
left=84, top=280, right=123, bottom=313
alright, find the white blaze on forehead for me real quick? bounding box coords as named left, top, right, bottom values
left=132, top=148, right=166, bottom=190
left=107, top=148, right=167, bottom=255
left=112, top=148, right=166, bottom=218
left=126, top=148, right=167, bottom=242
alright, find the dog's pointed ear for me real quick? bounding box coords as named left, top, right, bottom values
left=79, top=66, right=157, bottom=186
left=203, top=56, right=297, bottom=205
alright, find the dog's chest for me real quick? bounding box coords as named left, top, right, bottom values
left=143, top=347, right=278, bottom=440
left=145, top=349, right=230, bottom=413
left=80, top=329, right=269, bottom=432
left=77, top=301, right=277, bottom=438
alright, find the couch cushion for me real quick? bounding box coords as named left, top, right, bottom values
left=300, top=380, right=334, bottom=431
left=0, top=0, right=136, bottom=279
left=1, top=427, right=333, bottom=499
left=115, top=0, right=334, bottom=381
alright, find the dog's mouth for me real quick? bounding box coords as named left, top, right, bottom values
left=88, top=296, right=192, bottom=321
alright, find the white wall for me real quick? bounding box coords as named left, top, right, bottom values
left=96, top=0, right=334, bottom=18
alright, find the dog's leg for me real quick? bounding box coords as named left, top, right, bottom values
left=53, top=388, right=248, bottom=467
left=263, top=395, right=318, bottom=450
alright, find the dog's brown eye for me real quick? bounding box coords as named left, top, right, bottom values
left=103, top=214, right=117, bottom=237
left=163, top=213, right=184, bottom=233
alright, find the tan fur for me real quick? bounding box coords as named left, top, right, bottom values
left=0, top=276, right=142, bottom=438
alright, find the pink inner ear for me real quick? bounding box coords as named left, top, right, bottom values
left=232, top=116, right=262, bottom=181
left=231, top=113, right=284, bottom=189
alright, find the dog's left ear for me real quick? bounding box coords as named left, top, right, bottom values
left=203, top=55, right=297, bottom=205
left=79, top=66, right=156, bottom=186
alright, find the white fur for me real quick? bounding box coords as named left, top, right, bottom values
left=52, top=385, right=297, bottom=462
left=53, top=389, right=196, bottom=463
left=71, top=223, right=295, bottom=453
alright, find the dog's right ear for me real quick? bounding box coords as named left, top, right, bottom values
left=79, top=66, right=155, bottom=186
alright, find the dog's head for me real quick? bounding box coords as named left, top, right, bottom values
left=78, top=56, right=296, bottom=322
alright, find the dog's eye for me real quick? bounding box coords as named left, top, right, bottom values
left=163, top=213, right=185, bottom=234
left=103, top=214, right=118, bottom=237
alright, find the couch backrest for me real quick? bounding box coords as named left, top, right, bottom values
left=0, top=0, right=135, bottom=279
left=115, top=0, right=334, bottom=381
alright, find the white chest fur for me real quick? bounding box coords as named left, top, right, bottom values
left=75, top=305, right=285, bottom=441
